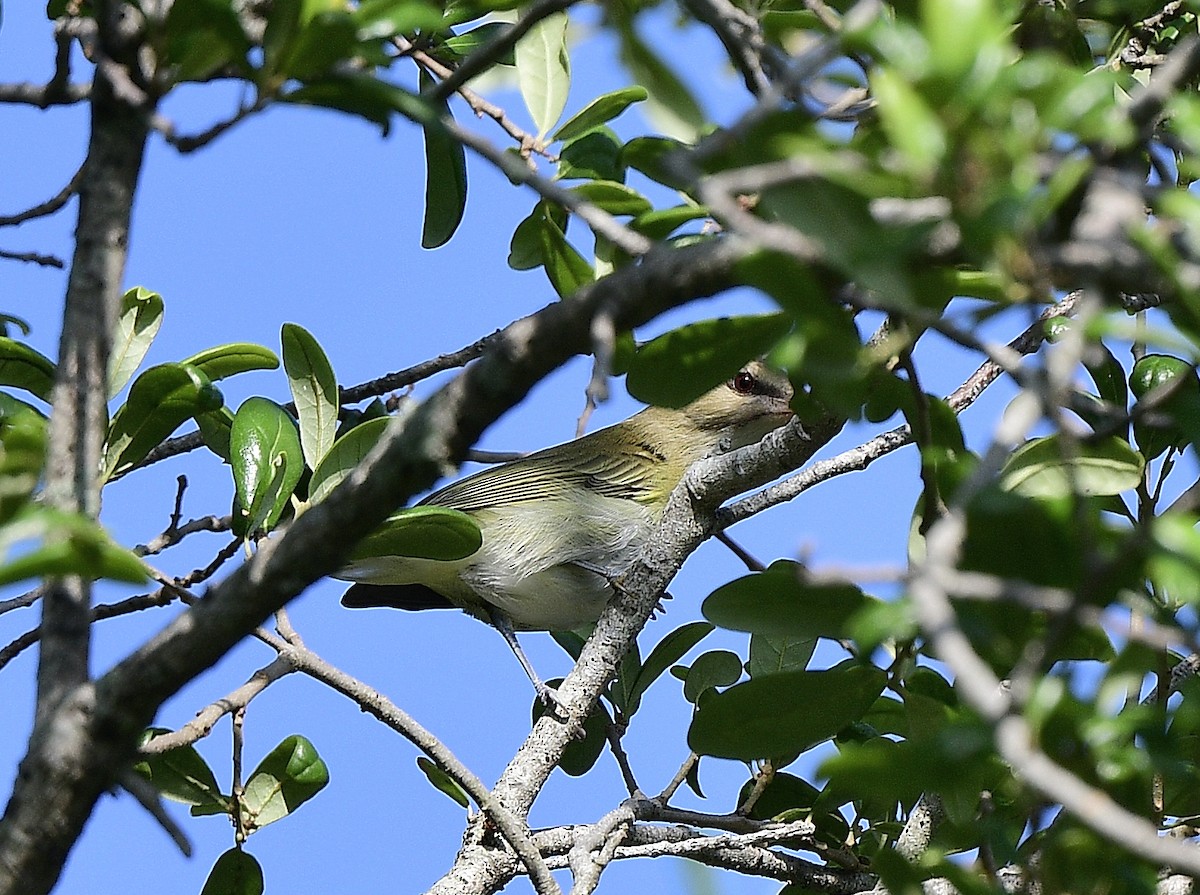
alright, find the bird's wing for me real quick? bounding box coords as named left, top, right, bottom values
left=421, top=436, right=664, bottom=512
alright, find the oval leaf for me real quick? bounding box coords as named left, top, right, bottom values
left=703, top=560, right=878, bottom=641
left=688, top=665, right=887, bottom=760
left=135, top=728, right=228, bottom=812
left=104, top=363, right=223, bottom=481
left=420, top=69, right=468, bottom=249
left=682, top=649, right=743, bottom=704
left=569, top=180, right=653, bottom=217
left=309, top=416, right=391, bottom=504
left=181, top=342, right=281, bottom=381
left=201, top=848, right=264, bottom=895
left=0, top=337, right=55, bottom=402
left=515, top=10, right=570, bottom=136
left=627, top=620, right=713, bottom=714
left=626, top=313, right=791, bottom=408
left=108, top=286, right=164, bottom=398
left=349, top=505, right=482, bottom=562
left=281, top=323, right=338, bottom=469
left=241, top=734, right=329, bottom=832
left=552, top=85, right=647, bottom=142
left=999, top=435, right=1145, bottom=498
left=230, top=397, right=304, bottom=537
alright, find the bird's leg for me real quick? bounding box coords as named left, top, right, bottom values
left=486, top=607, right=567, bottom=711
left=575, top=561, right=673, bottom=618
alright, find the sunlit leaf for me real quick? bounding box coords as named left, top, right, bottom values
left=108, top=287, right=164, bottom=398
left=281, top=323, right=338, bottom=469
left=515, top=10, right=570, bottom=136
left=241, top=735, right=329, bottom=832
left=181, top=343, right=280, bottom=382
left=0, top=337, right=55, bottom=401
left=999, top=435, right=1144, bottom=498
left=552, top=85, right=647, bottom=142
left=230, top=397, right=304, bottom=537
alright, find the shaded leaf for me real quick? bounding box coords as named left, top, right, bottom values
left=682, top=649, right=743, bottom=703
left=420, top=69, right=469, bottom=248
left=626, top=621, right=713, bottom=715
left=201, top=849, right=263, bottom=895
left=569, top=180, right=652, bottom=216
left=747, top=633, right=815, bottom=677
left=703, top=560, right=878, bottom=641
left=135, top=729, right=228, bottom=812
left=0, top=337, right=55, bottom=401
left=626, top=314, right=790, bottom=408
left=689, top=665, right=887, bottom=760
left=103, top=364, right=223, bottom=481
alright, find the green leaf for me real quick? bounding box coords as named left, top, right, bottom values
left=354, top=0, right=443, bottom=38
left=703, top=560, right=879, bottom=641
left=0, top=506, right=148, bottom=586
left=108, top=287, right=164, bottom=398
left=164, top=0, right=251, bottom=81
left=0, top=406, right=46, bottom=524
left=515, top=11, right=570, bottom=136
left=135, top=729, right=229, bottom=812
left=747, top=633, right=815, bottom=677
left=308, top=416, right=390, bottom=504
left=241, top=735, right=329, bottom=832
left=196, top=406, right=235, bottom=463
left=420, top=69, right=469, bottom=249
left=284, top=76, right=432, bottom=132
left=201, top=849, right=263, bottom=895
left=181, top=343, right=280, bottom=381
left=569, top=181, right=653, bottom=217
left=437, top=22, right=515, bottom=62
left=682, top=649, right=743, bottom=703
left=280, top=10, right=357, bottom=79
left=349, top=505, right=482, bottom=562
left=103, top=363, right=224, bottom=481
left=0, top=337, right=55, bottom=401
left=688, top=665, right=887, bottom=760
left=626, top=314, right=791, bottom=408
left=552, top=86, right=648, bottom=142
left=999, top=435, right=1145, bottom=498
left=230, top=397, right=304, bottom=537
left=281, top=323, right=339, bottom=469
left=620, top=136, right=692, bottom=190
left=557, top=128, right=624, bottom=181
left=416, top=756, right=470, bottom=808
left=626, top=621, right=713, bottom=715
left=630, top=204, right=709, bottom=240
left=538, top=213, right=594, bottom=298
left=871, top=66, right=946, bottom=177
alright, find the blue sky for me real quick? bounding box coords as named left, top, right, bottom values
left=0, top=3, right=1031, bottom=893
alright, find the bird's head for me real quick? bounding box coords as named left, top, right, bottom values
left=679, top=360, right=795, bottom=452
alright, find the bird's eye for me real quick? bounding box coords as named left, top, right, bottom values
left=732, top=371, right=757, bottom=395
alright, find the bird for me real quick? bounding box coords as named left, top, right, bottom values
left=337, top=361, right=795, bottom=704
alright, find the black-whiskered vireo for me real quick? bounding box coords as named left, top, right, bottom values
left=338, top=361, right=794, bottom=702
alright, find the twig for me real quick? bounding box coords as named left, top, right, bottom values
left=0, top=249, right=66, bottom=269
left=0, top=165, right=83, bottom=227
left=117, top=770, right=193, bottom=856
